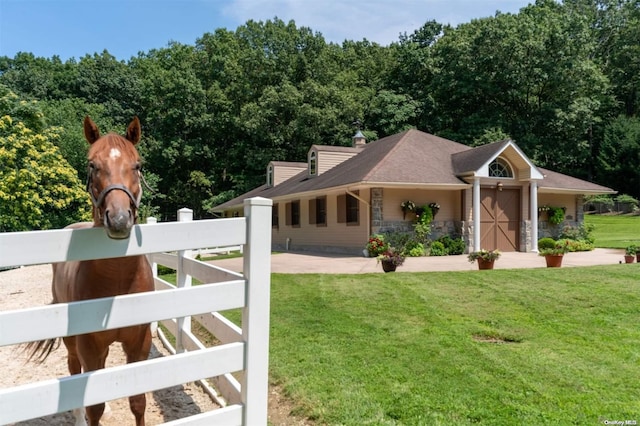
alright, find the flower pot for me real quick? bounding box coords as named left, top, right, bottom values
left=381, top=259, right=397, bottom=273
left=636, top=252, right=640, bottom=263
left=477, top=258, right=495, bottom=270
left=624, top=254, right=635, bottom=264
left=544, top=254, right=564, bottom=268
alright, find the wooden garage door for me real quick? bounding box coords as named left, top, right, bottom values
left=480, top=188, right=520, bottom=252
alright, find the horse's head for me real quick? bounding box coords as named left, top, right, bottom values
left=84, top=116, right=143, bottom=239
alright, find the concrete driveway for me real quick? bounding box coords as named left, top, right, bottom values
left=209, top=248, right=628, bottom=274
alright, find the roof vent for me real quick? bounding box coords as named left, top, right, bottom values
left=353, top=130, right=366, bottom=148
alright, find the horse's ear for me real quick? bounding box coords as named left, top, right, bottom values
left=83, top=116, right=101, bottom=144
left=125, top=116, right=141, bottom=145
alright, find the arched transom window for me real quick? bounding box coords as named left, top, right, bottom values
left=488, top=157, right=514, bottom=178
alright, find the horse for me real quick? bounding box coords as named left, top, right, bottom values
left=27, top=116, right=155, bottom=426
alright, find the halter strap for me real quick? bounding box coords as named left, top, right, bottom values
left=86, top=174, right=142, bottom=211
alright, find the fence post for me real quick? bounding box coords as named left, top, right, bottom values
left=176, top=208, right=193, bottom=353
left=146, top=217, right=159, bottom=336
left=241, top=197, right=273, bottom=425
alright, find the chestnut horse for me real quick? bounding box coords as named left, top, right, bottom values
left=28, top=117, right=154, bottom=426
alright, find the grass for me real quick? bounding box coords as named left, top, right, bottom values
left=585, top=213, right=640, bottom=248
left=267, top=268, right=640, bottom=425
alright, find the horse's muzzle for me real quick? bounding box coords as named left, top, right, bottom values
left=104, top=208, right=133, bottom=239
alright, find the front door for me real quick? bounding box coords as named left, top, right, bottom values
left=480, top=187, right=520, bottom=251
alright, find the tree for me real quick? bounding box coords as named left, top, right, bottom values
left=0, top=87, right=91, bottom=231
left=597, top=115, right=640, bottom=197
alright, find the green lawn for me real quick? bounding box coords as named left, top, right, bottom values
left=585, top=214, right=640, bottom=248
left=268, top=267, right=640, bottom=425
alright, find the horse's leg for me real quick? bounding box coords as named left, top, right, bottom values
left=122, top=325, right=152, bottom=426
left=77, top=335, right=110, bottom=426
left=62, top=336, right=88, bottom=426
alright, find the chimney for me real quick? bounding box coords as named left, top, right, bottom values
left=352, top=130, right=366, bottom=148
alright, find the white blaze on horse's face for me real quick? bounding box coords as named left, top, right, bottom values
left=109, top=148, right=122, bottom=160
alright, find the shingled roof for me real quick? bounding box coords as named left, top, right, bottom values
left=213, top=129, right=614, bottom=210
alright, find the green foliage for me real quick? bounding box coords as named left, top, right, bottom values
left=405, top=242, right=425, bottom=257
left=559, top=222, right=595, bottom=244
left=436, top=234, right=465, bottom=255
left=547, top=206, right=566, bottom=225
left=538, top=237, right=557, bottom=250
left=428, top=240, right=447, bottom=256
left=0, top=112, right=91, bottom=231
left=1, top=1, right=640, bottom=212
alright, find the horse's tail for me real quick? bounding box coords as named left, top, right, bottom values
left=24, top=338, right=60, bottom=364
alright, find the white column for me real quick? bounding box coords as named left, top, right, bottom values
left=242, top=197, right=273, bottom=425
left=473, top=178, right=481, bottom=252
left=176, top=207, right=193, bottom=353
left=530, top=181, right=539, bottom=252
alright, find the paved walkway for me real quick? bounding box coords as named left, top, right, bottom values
left=209, top=248, right=628, bottom=274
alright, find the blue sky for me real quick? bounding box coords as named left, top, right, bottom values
left=1, top=0, right=533, bottom=61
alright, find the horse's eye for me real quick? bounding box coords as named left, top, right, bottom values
left=134, top=163, right=142, bottom=171
left=88, top=162, right=96, bottom=171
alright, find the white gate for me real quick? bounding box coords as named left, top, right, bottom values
left=0, top=197, right=272, bottom=425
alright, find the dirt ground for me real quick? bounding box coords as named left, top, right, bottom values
left=0, top=264, right=311, bottom=425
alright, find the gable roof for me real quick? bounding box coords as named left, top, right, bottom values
left=213, top=129, right=614, bottom=210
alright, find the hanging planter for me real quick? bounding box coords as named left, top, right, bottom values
left=400, top=200, right=416, bottom=220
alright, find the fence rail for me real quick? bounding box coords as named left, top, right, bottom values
left=0, top=197, right=272, bottom=425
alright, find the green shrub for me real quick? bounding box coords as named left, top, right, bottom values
left=405, top=242, right=426, bottom=257
left=429, top=241, right=447, bottom=256
left=538, top=237, right=557, bottom=250
left=437, top=235, right=465, bottom=255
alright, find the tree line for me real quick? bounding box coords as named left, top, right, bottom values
left=1, top=0, right=638, bottom=228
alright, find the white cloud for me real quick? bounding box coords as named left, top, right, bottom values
left=222, top=0, right=532, bottom=45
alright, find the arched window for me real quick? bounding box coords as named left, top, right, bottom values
left=488, top=157, right=513, bottom=178
left=267, top=165, right=273, bottom=187
left=309, top=151, right=317, bottom=175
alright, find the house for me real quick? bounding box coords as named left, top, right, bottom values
left=213, top=129, right=615, bottom=255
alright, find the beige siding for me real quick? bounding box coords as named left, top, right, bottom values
left=273, top=164, right=306, bottom=186
left=272, top=192, right=370, bottom=253
left=538, top=193, right=578, bottom=221
left=317, top=151, right=358, bottom=175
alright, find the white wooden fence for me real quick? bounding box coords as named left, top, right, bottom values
left=0, top=197, right=272, bottom=425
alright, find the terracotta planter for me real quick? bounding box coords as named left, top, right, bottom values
left=544, top=254, right=564, bottom=268
left=624, top=255, right=635, bottom=264
left=381, top=260, right=397, bottom=273
left=477, top=258, right=495, bottom=270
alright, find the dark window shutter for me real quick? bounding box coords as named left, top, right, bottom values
left=309, top=199, right=317, bottom=224
left=285, top=202, right=292, bottom=226
left=337, top=194, right=346, bottom=223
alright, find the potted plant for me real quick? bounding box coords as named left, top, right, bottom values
left=624, top=244, right=637, bottom=264
left=539, top=240, right=570, bottom=267
left=468, top=249, right=501, bottom=270
left=400, top=200, right=415, bottom=219
left=377, top=247, right=405, bottom=273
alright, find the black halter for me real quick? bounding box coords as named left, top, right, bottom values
left=86, top=170, right=146, bottom=213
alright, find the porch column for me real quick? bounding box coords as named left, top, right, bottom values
left=473, top=177, right=481, bottom=252
left=530, top=181, right=539, bottom=252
